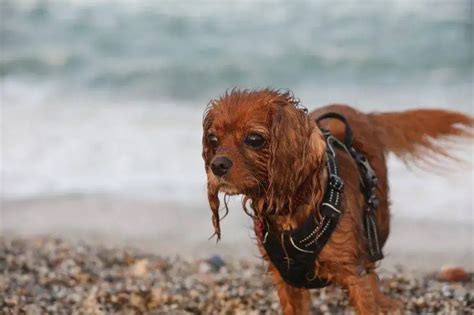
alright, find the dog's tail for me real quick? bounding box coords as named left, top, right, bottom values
left=368, top=109, right=473, bottom=166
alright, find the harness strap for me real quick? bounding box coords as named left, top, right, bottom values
left=317, top=114, right=384, bottom=262
left=316, top=112, right=353, bottom=149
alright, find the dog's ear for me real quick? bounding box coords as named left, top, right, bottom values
left=202, top=106, right=222, bottom=240
left=267, top=104, right=325, bottom=213
left=202, top=107, right=214, bottom=171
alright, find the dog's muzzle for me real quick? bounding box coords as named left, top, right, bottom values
left=211, top=156, right=233, bottom=177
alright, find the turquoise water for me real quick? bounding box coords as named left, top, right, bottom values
left=2, top=0, right=472, bottom=102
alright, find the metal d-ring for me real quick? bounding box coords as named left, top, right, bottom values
left=263, top=231, right=268, bottom=244
left=306, top=270, right=318, bottom=281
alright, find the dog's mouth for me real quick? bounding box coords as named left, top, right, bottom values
left=207, top=171, right=245, bottom=196
left=217, top=182, right=241, bottom=195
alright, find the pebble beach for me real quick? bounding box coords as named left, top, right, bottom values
left=1, top=237, right=472, bottom=314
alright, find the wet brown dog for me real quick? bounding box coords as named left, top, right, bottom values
left=202, top=89, right=473, bottom=314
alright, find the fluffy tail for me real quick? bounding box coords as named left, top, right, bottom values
left=368, top=109, right=474, bottom=165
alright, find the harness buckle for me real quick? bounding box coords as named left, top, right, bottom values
left=367, top=194, right=379, bottom=210
left=353, top=152, right=378, bottom=188
left=320, top=128, right=331, bottom=137
left=328, top=174, right=344, bottom=192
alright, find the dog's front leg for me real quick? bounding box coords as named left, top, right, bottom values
left=268, top=263, right=310, bottom=315
left=342, top=274, right=379, bottom=315
left=367, top=272, right=403, bottom=314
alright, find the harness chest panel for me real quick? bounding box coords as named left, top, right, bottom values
left=255, top=112, right=383, bottom=289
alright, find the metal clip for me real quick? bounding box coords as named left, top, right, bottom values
left=329, top=174, right=344, bottom=191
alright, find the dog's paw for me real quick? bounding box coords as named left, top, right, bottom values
left=378, top=298, right=403, bottom=315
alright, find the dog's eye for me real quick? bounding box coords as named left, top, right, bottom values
left=208, top=134, right=219, bottom=148
left=245, top=133, right=265, bottom=149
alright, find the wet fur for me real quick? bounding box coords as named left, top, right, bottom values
left=202, top=89, right=473, bottom=314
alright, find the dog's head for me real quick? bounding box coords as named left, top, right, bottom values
left=202, top=89, right=326, bottom=239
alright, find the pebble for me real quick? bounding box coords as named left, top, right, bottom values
left=198, top=261, right=212, bottom=274
left=1, top=237, right=473, bottom=314
left=439, top=265, right=468, bottom=282
left=206, top=255, right=226, bottom=271
left=129, top=259, right=149, bottom=277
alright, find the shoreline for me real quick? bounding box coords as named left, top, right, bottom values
left=2, top=194, right=473, bottom=272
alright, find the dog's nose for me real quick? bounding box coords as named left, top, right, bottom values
left=211, top=156, right=233, bottom=177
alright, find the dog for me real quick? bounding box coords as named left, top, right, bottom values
left=202, top=89, right=473, bottom=314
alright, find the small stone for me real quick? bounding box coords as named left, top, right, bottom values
left=22, top=304, right=42, bottom=315
left=4, top=296, right=18, bottom=306
left=198, top=261, right=212, bottom=274
left=148, top=287, right=168, bottom=308
left=130, top=259, right=149, bottom=277
left=206, top=255, right=225, bottom=271
left=441, top=284, right=453, bottom=298
left=320, top=304, right=329, bottom=312
left=415, top=297, right=426, bottom=307
left=129, top=293, right=145, bottom=310
left=116, top=292, right=130, bottom=303
left=453, top=286, right=467, bottom=300
left=73, top=272, right=91, bottom=284
left=438, top=265, right=468, bottom=282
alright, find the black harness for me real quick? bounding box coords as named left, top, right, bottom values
left=256, top=112, right=383, bottom=289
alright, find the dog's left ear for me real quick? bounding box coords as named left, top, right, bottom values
left=267, top=104, right=325, bottom=213
left=202, top=107, right=222, bottom=240
left=202, top=108, right=214, bottom=171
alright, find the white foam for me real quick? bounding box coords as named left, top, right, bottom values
left=1, top=80, right=472, bottom=223
left=388, top=153, right=473, bottom=223
left=1, top=80, right=207, bottom=201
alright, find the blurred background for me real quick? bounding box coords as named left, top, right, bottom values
left=1, top=0, right=473, bottom=270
